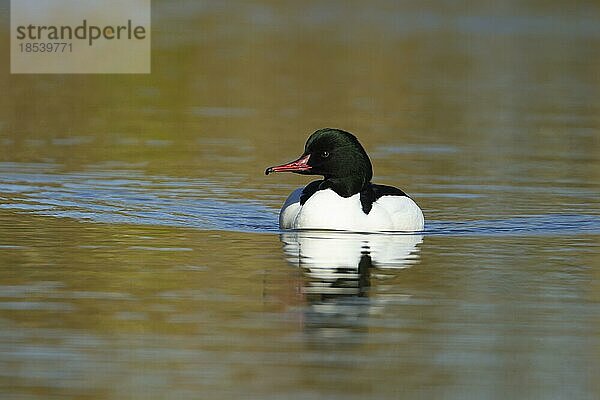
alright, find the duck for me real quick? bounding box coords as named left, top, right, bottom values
left=265, top=128, right=424, bottom=232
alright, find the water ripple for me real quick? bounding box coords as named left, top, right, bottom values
left=0, top=164, right=278, bottom=233
left=425, top=214, right=600, bottom=236
left=0, top=163, right=598, bottom=236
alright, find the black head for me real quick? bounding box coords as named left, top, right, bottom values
left=266, top=128, right=373, bottom=196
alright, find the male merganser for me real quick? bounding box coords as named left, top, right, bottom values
left=265, top=128, right=424, bottom=232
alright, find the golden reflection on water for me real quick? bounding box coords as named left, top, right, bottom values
left=1, top=213, right=598, bottom=399
left=1, top=1, right=599, bottom=399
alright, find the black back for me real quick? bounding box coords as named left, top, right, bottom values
left=300, top=181, right=407, bottom=214
left=359, top=184, right=407, bottom=214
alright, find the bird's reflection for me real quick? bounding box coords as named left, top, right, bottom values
left=280, top=231, right=423, bottom=346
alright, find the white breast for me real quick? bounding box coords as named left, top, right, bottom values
left=279, top=187, right=424, bottom=232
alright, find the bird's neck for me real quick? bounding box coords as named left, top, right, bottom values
left=322, top=176, right=369, bottom=198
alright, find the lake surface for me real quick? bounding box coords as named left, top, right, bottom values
left=1, top=1, right=599, bottom=399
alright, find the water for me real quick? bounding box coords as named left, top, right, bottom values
left=1, top=1, right=599, bottom=399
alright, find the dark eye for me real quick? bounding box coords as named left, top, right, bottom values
left=321, top=151, right=330, bottom=158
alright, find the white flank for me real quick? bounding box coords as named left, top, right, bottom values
left=279, top=187, right=424, bottom=232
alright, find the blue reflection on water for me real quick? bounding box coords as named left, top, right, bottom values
left=0, top=163, right=278, bottom=232
left=1, top=163, right=598, bottom=236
